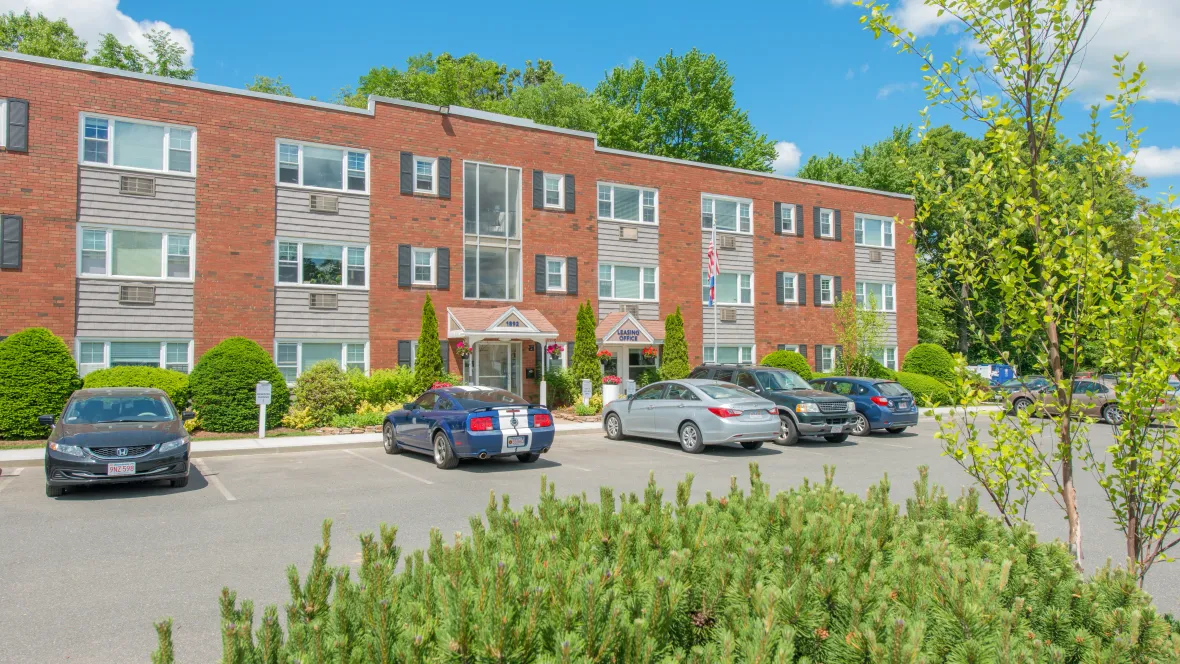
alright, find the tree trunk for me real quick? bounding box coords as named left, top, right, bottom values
left=958, top=281, right=970, bottom=356
left=1045, top=315, right=1084, bottom=569
left=1127, top=457, right=1140, bottom=583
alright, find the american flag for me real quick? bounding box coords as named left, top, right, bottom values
left=706, top=226, right=719, bottom=306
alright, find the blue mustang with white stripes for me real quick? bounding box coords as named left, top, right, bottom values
left=381, top=386, right=556, bottom=469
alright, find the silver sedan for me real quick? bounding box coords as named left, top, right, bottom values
left=601, top=379, right=780, bottom=453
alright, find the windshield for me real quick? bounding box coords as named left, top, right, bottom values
left=450, top=388, right=529, bottom=409
left=876, top=382, right=910, bottom=397
left=698, top=383, right=760, bottom=400
left=63, top=395, right=176, bottom=424
left=756, top=370, right=811, bottom=391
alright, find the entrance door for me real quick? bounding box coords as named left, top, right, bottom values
left=475, top=342, right=521, bottom=394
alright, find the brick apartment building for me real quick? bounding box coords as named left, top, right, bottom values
left=0, top=51, right=916, bottom=400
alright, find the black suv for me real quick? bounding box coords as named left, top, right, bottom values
left=689, top=364, right=855, bottom=445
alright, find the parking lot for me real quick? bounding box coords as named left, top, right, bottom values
left=1, top=418, right=1176, bottom=663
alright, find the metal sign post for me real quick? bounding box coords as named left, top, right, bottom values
left=581, top=379, right=592, bottom=407
left=255, top=381, right=272, bottom=439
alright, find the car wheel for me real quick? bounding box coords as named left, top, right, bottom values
left=885, top=426, right=907, bottom=434
left=604, top=413, right=624, bottom=441
left=824, top=433, right=850, bottom=443
left=45, top=484, right=64, bottom=498
left=1011, top=397, right=1034, bottom=415
left=678, top=422, right=705, bottom=454
left=382, top=422, right=400, bottom=454
left=774, top=417, right=799, bottom=446
left=517, top=452, right=541, bottom=463
left=171, top=475, right=189, bottom=488
left=1103, top=404, right=1124, bottom=425
left=850, top=413, right=871, bottom=436
left=740, top=441, right=763, bottom=450
left=432, top=431, right=458, bottom=469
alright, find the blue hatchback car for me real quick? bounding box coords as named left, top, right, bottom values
left=382, top=386, right=556, bottom=469
left=808, top=377, right=919, bottom=436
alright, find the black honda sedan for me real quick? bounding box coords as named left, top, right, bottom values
left=41, top=387, right=193, bottom=497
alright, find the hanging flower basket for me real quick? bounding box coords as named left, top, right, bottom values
left=596, top=349, right=613, bottom=359
left=642, top=346, right=659, bottom=360
left=602, top=375, right=622, bottom=385
left=453, top=341, right=472, bottom=360
left=545, top=343, right=564, bottom=359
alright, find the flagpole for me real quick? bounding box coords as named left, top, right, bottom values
left=711, top=225, right=718, bottom=363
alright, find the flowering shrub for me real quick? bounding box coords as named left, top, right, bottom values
left=545, top=343, right=564, bottom=359
left=431, top=381, right=453, bottom=389
left=596, top=349, right=613, bottom=359
left=602, top=375, right=622, bottom=385
left=642, top=345, right=659, bottom=359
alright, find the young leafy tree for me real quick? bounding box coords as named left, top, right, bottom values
left=831, top=292, right=887, bottom=375
left=569, top=301, right=601, bottom=389
left=87, top=33, right=145, bottom=72
left=659, top=306, right=690, bottom=380
left=141, top=29, right=194, bottom=80
left=0, top=10, right=86, bottom=62
left=342, top=52, right=522, bottom=108
left=246, top=75, right=293, bottom=97
left=413, top=294, right=443, bottom=392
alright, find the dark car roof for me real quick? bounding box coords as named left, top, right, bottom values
left=814, top=376, right=896, bottom=385
left=70, top=387, right=169, bottom=398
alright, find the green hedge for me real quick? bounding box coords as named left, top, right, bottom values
left=895, top=371, right=953, bottom=406
left=188, top=337, right=290, bottom=432
left=292, top=360, right=355, bottom=426
left=82, top=366, right=190, bottom=408
left=760, top=350, right=812, bottom=380
left=543, top=367, right=577, bottom=408
left=902, top=343, right=956, bottom=384
left=0, top=328, right=82, bottom=439
left=351, top=367, right=417, bottom=405
left=152, top=466, right=1180, bottom=662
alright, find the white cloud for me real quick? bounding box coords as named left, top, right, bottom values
left=877, top=81, right=918, bottom=99
left=1132, top=146, right=1180, bottom=177
left=845, top=68, right=855, bottom=80
left=772, top=141, right=802, bottom=175
left=0, top=0, right=194, bottom=67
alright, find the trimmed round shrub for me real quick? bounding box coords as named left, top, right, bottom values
left=760, top=350, right=812, bottom=380
left=82, top=366, right=190, bottom=408
left=894, top=371, right=953, bottom=406
left=293, top=360, right=356, bottom=427
left=848, top=354, right=895, bottom=380
left=189, top=337, right=290, bottom=432
left=0, top=328, right=82, bottom=439
left=902, top=343, right=956, bottom=384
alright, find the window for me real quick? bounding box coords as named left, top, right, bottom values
left=818, top=208, right=834, bottom=238
left=543, top=173, right=563, bottom=208
left=77, top=227, right=194, bottom=281
left=819, top=276, right=834, bottom=305
left=597, top=183, right=658, bottom=223
left=275, top=240, right=368, bottom=288
left=546, top=258, right=566, bottom=292
left=412, top=247, right=437, bottom=285
left=871, top=347, right=898, bottom=371
left=820, top=346, right=835, bottom=372
left=414, top=156, right=437, bottom=194
left=629, top=347, right=657, bottom=369
left=0, top=99, right=5, bottom=147
left=780, top=272, right=798, bottom=304
left=702, top=345, right=754, bottom=364
left=464, top=161, right=523, bottom=301
left=666, top=384, right=698, bottom=400
left=76, top=340, right=192, bottom=376
left=633, top=384, right=666, bottom=401
left=79, top=114, right=196, bottom=175
left=276, top=341, right=368, bottom=382
left=464, top=245, right=521, bottom=300
left=701, top=195, right=752, bottom=234
left=275, top=141, right=368, bottom=193
left=854, top=215, right=894, bottom=248
left=778, top=344, right=800, bottom=354
left=780, top=205, right=795, bottom=234
left=856, top=281, right=895, bottom=312
left=701, top=271, right=753, bottom=305
left=165, top=342, right=190, bottom=372
left=599, top=264, right=657, bottom=300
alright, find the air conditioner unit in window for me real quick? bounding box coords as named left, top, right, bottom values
left=719, top=307, right=737, bottom=322
left=309, top=194, right=339, bottom=213
left=618, top=304, right=640, bottom=316
left=719, top=235, right=736, bottom=250
left=119, top=175, right=155, bottom=197
left=309, top=292, right=339, bottom=310
left=619, top=226, right=639, bottom=241
left=869, top=249, right=883, bottom=263
left=118, top=285, right=155, bottom=305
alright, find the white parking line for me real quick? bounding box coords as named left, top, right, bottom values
left=192, top=459, right=236, bottom=501
left=0, top=467, right=25, bottom=494
left=343, top=449, right=434, bottom=485
left=645, top=448, right=719, bottom=463
left=560, top=463, right=593, bottom=472
left=874, top=441, right=913, bottom=449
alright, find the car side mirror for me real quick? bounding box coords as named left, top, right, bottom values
left=181, top=411, right=196, bottom=421
left=403, top=403, right=418, bottom=411
left=38, top=414, right=56, bottom=426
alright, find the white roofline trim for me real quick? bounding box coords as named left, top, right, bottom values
left=600, top=313, right=656, bottom=345
left=445, top=106, right=599, bottom=139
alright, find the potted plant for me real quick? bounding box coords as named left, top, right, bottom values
left=453, top=341, right=472, bottom=360
left=642, top=346, right=659, bottom=360
left=602, top=374, right=622, bottom=404
left=546, top=343, right=564, bottom=360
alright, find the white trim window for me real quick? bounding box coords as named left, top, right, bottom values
left=463, top=161, right=523, bottom=301
left=819, top=275, right=835, bottom=305
left=543, top=173, right=564, bottom=208
left=414, top=156, right=438, bottom=194
left=412, top=247, right=437, bottom=286
left=546, top=257, right=567, bottom=292
left=780, top=205, right=796, bottom=234
left=77, top=226, right=194, bottom=281
left=780, top=272, right=799, bottom=304
left=276, top=239, right=368, bottom=288
left=856, top=281, right=896, bottom=312
left=79, top=113, right=196, bottom=175
left=820, top=346, right=835, bottom=373
left=703, top=345, right=754, bottom=364
left=276, top=140, right=369, bottom=193
left=702, top=271, right=753, bottom=305
left=77, top=339, right=193, bottom=376
left=854, top=214, right=895, bottom=249
left=597, top=183, right=658, bottom=224
left=778, top=344, right=801, bottom=353
left=818, top=208, right=835, bottom=238
left=872, top=347, right=898, bottom=371
left=0, top=99, right=6, bottom=148
left=275, top=341, right=368, bottom=383
left=599, top=264, right=657, bottom=301
left=701, top=194, right=752, bottom=234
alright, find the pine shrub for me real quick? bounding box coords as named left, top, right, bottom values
left=902, top=343, right=956, bottom=384
left=82, top=366, right=190, bottom=408
left=414, top=294, right=444, bottom=393
left=569, top=301, right=601, bottom=387
left=760, top=350, right=812, bottom=380
left=895, top=371, right=953, bottom=406
left=153, top=466, right=1180, bottom=663
left=188, top=337, right=290, bottom=432
left=660, top=305, right=690, bottom=380
left=0, top=328, right=82, bottom=439
left=292, top=360, right=356, bottom=427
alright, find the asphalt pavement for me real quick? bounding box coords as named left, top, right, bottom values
left=0, top=417, right=1174, bottom=663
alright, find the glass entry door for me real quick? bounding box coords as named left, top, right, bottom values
left=475, top=342, right=521, bottom=394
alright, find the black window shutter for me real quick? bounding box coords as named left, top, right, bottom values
left=564, top=174, right=575, bottom=212
left=532, top=170, right=544, bottom=209
left=535, top=340, right=543, bottom=371
left=798, top=344, right=807, bottom=359
left=777, top=344, right=786, bottom=351
left=813, top=206, right=821, bottom=238
left=399, top=152, right=413, bottom=195
left=397, top=244, right=411, bottom=288
left=7, top=99, right=28, bottom=152
left=798, top=273, right=807, bottom=306
left=567, top=257, right=578, bottom=295
left=0, top=215, right=22, bottom=268
left=773, top=202, right=782, bottom=235
left=436, top=247, right=450, bottom=289
left=834, top=276, right=843, bottom=302
left=813, top=274, right=821, bottom=306
left=397, top=340, right=412, bottom=366
left=775, top=271, right=785, bottom=304
left=535, top=254, right=547, bottom=293
left=438, top=157, right=452, bottom=199
left=795, top=205, right=804, bottom=237
left=440, top=339, right=449, bottom=374
left=834, top=210, right=843, bottom=241
left=566, top=341, right=574, bottom=363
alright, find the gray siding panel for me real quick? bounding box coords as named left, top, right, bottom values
left=701, top=230, right=754, bottom=271
left=275, top=188, right=370, bottom=243
left=76, top=279, right=194, bottom=337
left=700, top=230, right=755, bottom=346
left=884, top=313, right=898, bottom=343
left=597, top=221, right=659, bottom=267
left=275, top=286, right=369, bottom=339
left=701, top=306, right=755, bottom=345
left=79, top=167, right=196, bottom=231
left=598, top=301, right=660, bottom=321
left=854, top=247, right=895, bottom=282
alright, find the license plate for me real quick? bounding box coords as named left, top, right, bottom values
left=746, top=411, right=767, bottom=420
left=829, top=425, right=842, bottom=434
left=898, top=401, right=910, bottom=410
left=507, top=435, right=527, bottom=448
left=107, top=462, right=135, bottom=476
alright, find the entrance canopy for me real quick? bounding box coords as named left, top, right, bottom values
left=596, top=312, right=664, bottom=345
left=447, top=306, right=559, bottom=343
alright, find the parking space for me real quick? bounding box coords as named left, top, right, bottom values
left=0, top=420, right=1175, bottom=663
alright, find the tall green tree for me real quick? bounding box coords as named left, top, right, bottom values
left=87, top=33, right=145, bottom=72
left=831, top=293, right=888, bottom=374
left=569, top=301, right=601, bottom=390
left=246, top=75, right=293, bottom=97
left=342, top=52, right=525, bottom=108
left=659, top=307, right=690, bottom=380
left=0, top=10, right=86, bottom=62
left=140, top=29, right=193, bottom=80
left=414, top=294, right=443, bottom=392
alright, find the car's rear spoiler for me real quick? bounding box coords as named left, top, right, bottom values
left=469, top=404, right=546, bottom=413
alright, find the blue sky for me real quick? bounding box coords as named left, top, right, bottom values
left=13, top=0, right=1180, bottom=196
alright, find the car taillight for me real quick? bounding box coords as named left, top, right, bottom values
left=707, top=407, right=743, bottom=418
left=871, top=396, right=891, bottom=407
left=767, top=407, right=777, bottom=415
left=468, top=416, right=493, bottom=432
left=533, top=413, right=552, bottom=428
